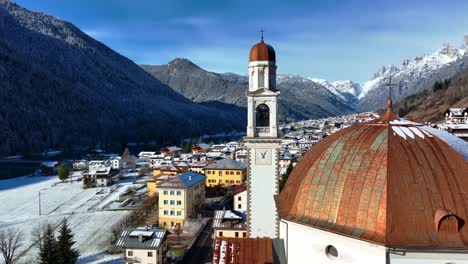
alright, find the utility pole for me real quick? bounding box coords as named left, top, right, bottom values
left=38, top=190, right=41, bottom=216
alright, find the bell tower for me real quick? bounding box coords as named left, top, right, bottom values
left=245, top=35, right=281, bottom=238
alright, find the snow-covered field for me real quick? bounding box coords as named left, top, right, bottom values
left=0, top=175, right=139, bottom=264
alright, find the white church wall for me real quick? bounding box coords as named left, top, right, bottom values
left=280, top=220, right=386, bottom=264
left=389, top=250, right=468, bottom=264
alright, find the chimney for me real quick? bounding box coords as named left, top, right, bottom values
left=138, top=234, right=143, bottom=243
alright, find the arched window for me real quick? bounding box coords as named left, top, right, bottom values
left=258, top=68, right=265, bottom=88
left=256, top=104, right=270, bottom=127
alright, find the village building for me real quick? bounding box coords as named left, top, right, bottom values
left=157, top=172, right=205, bottom=229
left=160, top=146, right=182, bottom=157
left=146, top=174, right=176, bottom=197
left=114, top=226, right=167, bottom=264
left=88, top=160, right=106, bottom=171
left=138, top=151, right=156, bottom=161
left=83, top=166, right=112, bottom=187
left=152, top=164, right=180, bottom=177
left=109, top=156, right=123, bottom=170
left=232, top=185, right=247, bottom=212
left=212, top=237, right=286, bottom=264
left=188, top=161, right=213, bottom=174
left=442, top=107, right=468, bottom=141
left=204, top=158, right=246, bottom=187
left=40, top=161, right=60, bottom=175
left=275, top=101, right=468, bottom=263
left=212, top=209, right=247, bottom=239
left=72, top=160, right=88, bottom=170
left=149, top=154, right=166, bottom=169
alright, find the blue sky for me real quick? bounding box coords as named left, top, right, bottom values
left=14, top=0, right=468, bottom=83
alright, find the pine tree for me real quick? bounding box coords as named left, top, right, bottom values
left=39, top=225, right=57, bottom=264
left=55, top=220, right=79, bottom=264
left=57, top=164, right=69, bottom=182
left=122, top=147, right=134, bottom=166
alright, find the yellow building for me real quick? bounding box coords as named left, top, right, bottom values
left=157, top=172, right=205, bottom=229
left=146, top=174, right=176, bottom=197
left=204, top=158, right=246, bottom=187
left=152, top=164, right=180, bottom=177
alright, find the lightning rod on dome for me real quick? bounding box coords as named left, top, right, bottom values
left=260, top=28, right=264, bottom=42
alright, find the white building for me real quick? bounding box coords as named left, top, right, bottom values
left=232, top=185, right=247, bottom=212
left=114, top=227, right=167, bottom=264
left=244, top=36, right=281, bottom=238
left=88, top=160, right=106, bottom=171
left=109, top=157, right=123, bottom=170
left=275, top=104, right=468, bottom=263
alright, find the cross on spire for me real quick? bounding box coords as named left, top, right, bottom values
left=260, top=28, right=264, bottom=42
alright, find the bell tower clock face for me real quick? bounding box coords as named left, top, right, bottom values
left=255, top=149, right=272, bottom=165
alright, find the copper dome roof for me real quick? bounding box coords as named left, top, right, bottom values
left=275, top=110, right=468, bottom=248
left=249, top=37, right=276, bottom=62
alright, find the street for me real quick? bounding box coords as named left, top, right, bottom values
left=182, top=219, right=213, bottom=264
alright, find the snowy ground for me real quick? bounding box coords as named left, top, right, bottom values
left=0, top=175, right=144, bottom=264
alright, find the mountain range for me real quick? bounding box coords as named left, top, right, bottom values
left=0, top=0, right=245, bottom=155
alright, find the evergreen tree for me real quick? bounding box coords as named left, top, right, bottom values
left=279, top=162, right=295, bottom=192
left=39, top=225, right=57, bottom=264
left=57, top=164, right=69, bottom=182
left=122, top=147, right=134, bottom=166
left=55, top=220, right=79, bottom=264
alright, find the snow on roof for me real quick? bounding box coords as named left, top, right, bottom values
left=139, top=151, right=156, bottom=156
left=420, top=126, right=468, bottom=160
left=114, top=227, right=166, bottom=249
left=206, top=158, right=246, bottom=170
left=41, top=161, right=58, bottom=167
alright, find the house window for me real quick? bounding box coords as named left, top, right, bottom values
left=238, top=204, right=242, bottom=209
left=164, top=200, right=168, bottom=205
left=128, top=251, right=133, bottom=256
left=218, top=171, right=222, bottom=176
left=243, top=232, right=247, bottom=238
left=177, top=211, right=182, bottom=216
left=170, top=191, right=175, bottom=195
left=170, top=211, right=175, bottom=215
left=176, top=191, right=181, bottom=195
left=235, top=232, right=239, bottom=238
left=236, top=180, right=240, bottom=184
left=147, top=251, right=153, bottom=257
left=163, top=191, right=168, bottom=195
left=236, top=172, right=240, bottom=175
left=238, top=197, right=242, bottom=201
left=170, top=200, right=175, bottom=205
left=219, top=232, right=223, bottom=237
left=164, top=210, right=168, bottom=215
left=177, top=201, right=182, bottom=205
left=207, top=171, right=210, bottom=174
left=230, top=171, right=234, bottom=175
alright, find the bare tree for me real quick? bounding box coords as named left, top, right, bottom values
left=0, top=228, right=24, bottom=264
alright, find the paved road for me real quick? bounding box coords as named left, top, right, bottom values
left=182, top=219, right=213, bottom=264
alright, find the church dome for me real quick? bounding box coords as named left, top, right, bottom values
left=275, top=109, right=468, bottom=248
left=249, top=37, right=276, bottom=62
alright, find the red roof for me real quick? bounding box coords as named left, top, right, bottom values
left=213, top=238, right=274, bottom=264
left=232, top=184, right=247, bottom=196
left=275, top=108, right=468, bottom=248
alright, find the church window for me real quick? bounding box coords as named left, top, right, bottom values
left=325, top=245, right=338, bottom=259
left=258, top=68, right=265, bottom=88
left=256, top=104, right=270, bottom=127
